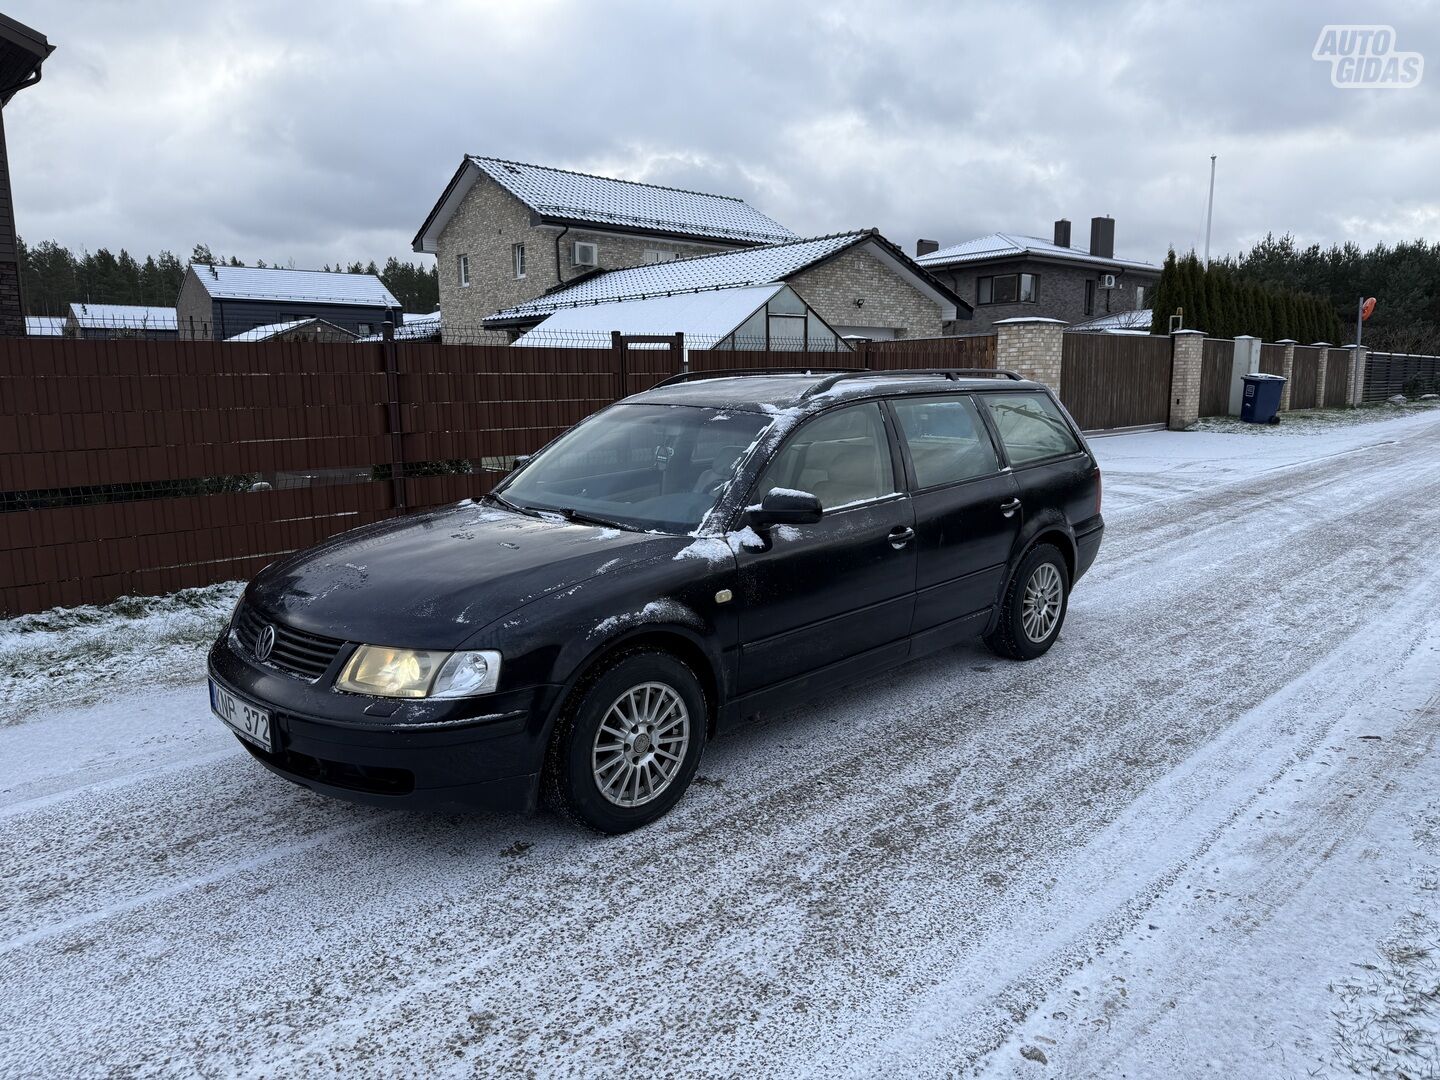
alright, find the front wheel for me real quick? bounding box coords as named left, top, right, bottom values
left=544, top=650, right=706, bottom=833
left=985, top=543, right=1070, bottom=660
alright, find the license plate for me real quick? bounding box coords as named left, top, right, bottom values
left=210, top=679, right=273, bottom=752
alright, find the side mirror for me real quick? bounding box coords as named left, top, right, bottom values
left=511, top=454, right=531, bottom=470
left=749, top=488, right=823, bottom=528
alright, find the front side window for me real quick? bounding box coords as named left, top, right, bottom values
left=457, top=253, right=470, bottom=288
left=499, top=404, right=770, bottom=533
left=983, top=392, right=1081, bottom=467
left=891, top=395, right=1000, bottom=488
left=512, top=243, right=526, bottom=279
left=756, top=403, right=894, bottom=511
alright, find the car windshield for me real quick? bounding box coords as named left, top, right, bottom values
left=497, top=403, right=772, bottom=533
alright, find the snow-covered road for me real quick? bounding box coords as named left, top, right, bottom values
left=3, top=409, right=1439, bottom=1078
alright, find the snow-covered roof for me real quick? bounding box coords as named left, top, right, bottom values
left=226, top=317, right=355, bottom=342
left=514, top=285, right=786, bottom=348
left=25, top=315, right=64, bottom=336
left=918, top=232, right=1158, bottom=272
left=355, top=310, right=442, bottom=342
left=1068, top=308, right=1154, bottom=333
left=488, top=230, right=964, bottom=326
left=414, top=156, right=796, bottom=253
left=67, top=303, right=178, bottom=330
left=188, top=264, right=400, bottom=308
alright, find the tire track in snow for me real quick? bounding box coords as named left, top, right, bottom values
left=2, top=414, right=1439, bottom=1077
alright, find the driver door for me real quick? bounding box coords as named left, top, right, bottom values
left=733, top=402, right=917, bottom=698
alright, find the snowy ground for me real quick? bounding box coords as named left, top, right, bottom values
left=3, top=408, right=1439, bottom=1078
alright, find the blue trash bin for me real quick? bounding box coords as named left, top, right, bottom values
left=1241, top=373, right=1287, bottom=424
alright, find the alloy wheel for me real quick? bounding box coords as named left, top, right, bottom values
left=1021, top=562, right=1063, bottom=643
left=591, top=682, right=691, bottom=807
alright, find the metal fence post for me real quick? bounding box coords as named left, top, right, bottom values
left=382, top=320, right=406, bottom=511
left=611, top=330, right=627, bottom=400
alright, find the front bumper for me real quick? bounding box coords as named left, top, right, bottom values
left=207, top=636, right=562, bottom=812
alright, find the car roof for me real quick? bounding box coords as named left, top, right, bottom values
left=628, top=370, right=1044, bottom=413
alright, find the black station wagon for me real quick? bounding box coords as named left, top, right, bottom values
left=207, top=368, right=1104, bottom=832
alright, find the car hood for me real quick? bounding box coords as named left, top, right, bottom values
left=246, top=502, right=690, bottom=649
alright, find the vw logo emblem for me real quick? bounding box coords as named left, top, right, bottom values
left=255, top=624, right=276, bottom=663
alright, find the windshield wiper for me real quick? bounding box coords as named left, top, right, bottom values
left=554, top=507, right=636, bottom=531
left=482, top=491, right=540, bottom=517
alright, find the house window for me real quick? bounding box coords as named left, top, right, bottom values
left=643, top=249, right=679, bottom=264
left=976, top=273, right=1038, bottom=305
left=1084, top=279, right=1096, bottom=316
left=457, top=254, right=470, bottom=288
left=512, top=243, right=526, bottom=279
left=1135, top=285, right=1146, bottom=309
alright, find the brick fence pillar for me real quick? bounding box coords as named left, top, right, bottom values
left=1275, top=339, right=1297, bottom=411
left=993, top=317, right=1066, bottom=388
left=1311, top=342, right=1332, bottom=407
left=1169, top=329, right=1206, bottom=431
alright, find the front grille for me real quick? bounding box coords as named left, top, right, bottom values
left=233, top=601, right=347, bottom=681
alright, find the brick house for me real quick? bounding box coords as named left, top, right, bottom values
left=412, top=156, right=796, bottom=338
left=176, top=264, right=401, bottom=340
left=917, top=217, right=1159, bottom=333
left=482, top=230, right=970, bottom=342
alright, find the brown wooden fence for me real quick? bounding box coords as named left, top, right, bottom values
left=1058, top=334, right=1172, bottom=432
left=1324, top=350, right=1351, bottom=406
left=1289, top=346, right=1321, bottom=410
left=0, top=332, right=998, bottom=615
left=1258, top=343, right=1287, bottom=376
left=1200, top=339, right=1233, bottom=417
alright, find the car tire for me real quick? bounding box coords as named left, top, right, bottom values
left=985, top=543, right=1070, bottom=661
left=544, top=649, right=706, bottom=834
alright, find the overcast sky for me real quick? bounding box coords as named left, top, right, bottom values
left=7, top=0, right=1437, bottom=270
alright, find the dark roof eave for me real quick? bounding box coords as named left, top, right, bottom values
left=531, top=213, right=787, bottom=249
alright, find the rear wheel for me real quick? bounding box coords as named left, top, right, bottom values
left=545, top=650, right=706, bottom=833
left=985, top=543, right=1069, bottom=660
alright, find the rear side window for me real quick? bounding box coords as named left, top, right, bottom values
left=757, top=403, right=895, bottom=511
left=891, top=395, right=999, bottom=488
left=983, top=392, right=1081, bottom=466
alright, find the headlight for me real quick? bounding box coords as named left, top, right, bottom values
left=336, top=646, right=501, bottom=698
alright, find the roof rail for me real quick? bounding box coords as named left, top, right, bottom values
left=801, top=367, right=1024, bottom=399
left=653, top=366, right=862, bottom=388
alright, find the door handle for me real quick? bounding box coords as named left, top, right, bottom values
left=887, top=525, right=915, bottom=549
left=1000, top=498, right=1022, bottom=518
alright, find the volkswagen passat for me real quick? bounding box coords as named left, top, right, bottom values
left=208, top=369, right=1103, bottom=833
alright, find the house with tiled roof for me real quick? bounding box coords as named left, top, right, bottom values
left=412, top=155, right=799, bottom=338
left=176, top=264, right=401, bottom=340
left=916, top=217, right=1159, bottom=333
left=484, top=229, right=970, bottom=343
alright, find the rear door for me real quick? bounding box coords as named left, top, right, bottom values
left=979, top=389, right=1096, bottom=539
left=734, top=402, right=917, bottom=695
left=887, top=393, right=1021, bottom=641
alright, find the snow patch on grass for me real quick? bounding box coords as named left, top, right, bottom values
left=0, top=582, right=243, bottom=727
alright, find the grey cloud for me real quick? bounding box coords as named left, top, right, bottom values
left=5, top=0, right=1437, bottom=273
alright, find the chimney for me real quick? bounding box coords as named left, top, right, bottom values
left=1053, top=219, right=1071, bottom=248
left=1089, top=216, right=1115, bottom=260
left=916, top=239, right=939, bottom=257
